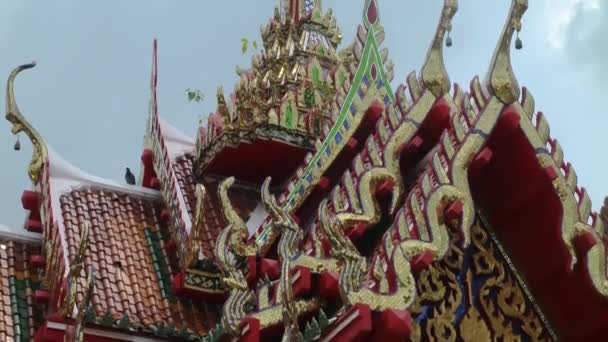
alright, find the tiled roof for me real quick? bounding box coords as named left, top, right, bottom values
left=59, top=188, right=219, bottom=337
left=172, top=153, right=259, bottom=259
left=173, top=154, right=197, bottom=219
left=0, top=239, right=42, bottom=341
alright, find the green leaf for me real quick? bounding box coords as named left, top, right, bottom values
left=252, top=40, right=258, bottom=50
left=241, top=38, right=249, bottom=54
left=186, top=88, right=205, bottom=103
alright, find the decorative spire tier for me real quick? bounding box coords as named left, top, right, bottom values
left=194, top=1, right=349, bottom=186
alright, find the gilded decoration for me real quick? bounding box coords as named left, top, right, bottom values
left=215, top=178, right=256, bottom=336
left=253, top=1, right=397, bottom=248
left=486, top=0, right=527, bottom=105
left=408, top=216, right=554, bottom=341
left=196, top=0, right=346, bottom=175
left=59, top=222, right=91, bottom=318
left=185, top=184, right=206, bottom=268
left=5, top=62, right=48, bottom=184
left=300, top=0, right=471, bottom=314
left=66, top=266, right=95, bottom=342
left=261, top=177, right=305, bottom=341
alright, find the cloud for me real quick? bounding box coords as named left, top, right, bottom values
left=563, top=0, right=607, bottom=82
left=543, top=0, right=606, bottom=83
left=545, top=0, right=600, bottom=49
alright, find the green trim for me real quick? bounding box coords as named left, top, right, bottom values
left=9, top=276, right=31, bottom=341
left=257, top=26, right=394, bottom=243
left=144, top=228, right=176, bottom=302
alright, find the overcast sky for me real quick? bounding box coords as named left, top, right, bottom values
left=0, top=0, right=605, bottom=231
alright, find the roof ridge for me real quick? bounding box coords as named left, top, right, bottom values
left=47, top=144, right=161, bottom=200
left=0, top=224, right=42, bottom=244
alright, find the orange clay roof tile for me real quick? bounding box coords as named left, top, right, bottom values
left=59, top=188, right=217, bottom=337
left=172, top=153, right=260, bottom=259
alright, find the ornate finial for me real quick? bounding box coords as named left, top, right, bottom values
left=484, top=0, right=528, bottom=104
left=5, top=62, right=48, bottom=184
left=60, top=222, right=90, bottom=317
left=68, top=266, right=95, bottom=342
left=217, top=86, right=232, bottom=127
left=219, top=177, right=257, bottom=256
left=421, top=0, right=458, bottom=98
left=363, top=0, right=380, bottom=28
left=186, top=184, right=206, bottom=268
left=261, top=177, right=282, bottom=223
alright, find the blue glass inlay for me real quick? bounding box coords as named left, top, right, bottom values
left=343, top=120, right=350, bottom=130
left=384, top=95, right=391, bottom=105
left=362, top=75, right=370, bottom=87
left=377, top=79, right=384, bottom=89
left=306, top=173, right=313, bottom=184
left=358, top=88, right=364, bottom=98
left=298, top=185, right=305, bottom=195
left=350, top=104, right=357, bottom=115
left=325, top=147, right=331, bottom=156
left=335, top=132, right=343, bottom=144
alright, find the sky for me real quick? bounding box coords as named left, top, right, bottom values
left=0, top=0, right=606, bottom=231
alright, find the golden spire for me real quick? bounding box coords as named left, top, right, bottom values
left=420, top=0, right=458, bottom=98
left=484, top=0, right=528, bottom=104
left=5, top=62, right=48, bottom=184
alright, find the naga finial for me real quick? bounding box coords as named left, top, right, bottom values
left=421, top=0, right=458, bottom=98
left=484, top=0, right=528, bottom=104
left=69, top=266, right=95, bottom=342
left=60, top=221, right=90, bottom=318
left=186, top=184, right=206, bottom=268
left=219, top=177, right=257, bottom=256
left=5, top=62, right=48, bottom=184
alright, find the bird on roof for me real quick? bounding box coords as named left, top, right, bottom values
left=125, top=167, right=136, bottom=185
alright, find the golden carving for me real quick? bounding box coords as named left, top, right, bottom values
left=219, top=177, right=257, bottom=256
left=215, top=224, right=255, bottom=336
left=60, top=222, right=90, bottom=318
left=421, top=0, right=458, bottom=98
left=66, top=266, right=95, bottom=342
left=409, top=218, right=552, bottom=341
left=459, top=270, right=491, bottom=341
left=335, top=167, right=398, bottom=230
left=185, top=184, right=205, bottom=268
left=5, top=62, right=48, bottom=184
left=216, top=178, right=258, bottom=336
left=485, top=0, right=527, bottom=104
left=260, top=177, right=305, bottom=341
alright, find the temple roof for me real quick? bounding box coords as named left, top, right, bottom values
left=0, top=235, right=42, bottom=341
left=0, top=225, right=41, bottom=245
left=59, top=187, right=218, bottom=336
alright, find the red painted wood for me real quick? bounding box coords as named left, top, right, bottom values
left=21, top=190, right=39, bottom=211
left=371, top=309, right=413, bottom=340
left=25, top=219, right=43, bottom=233
left=319, top=271, right=340, bottom=299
